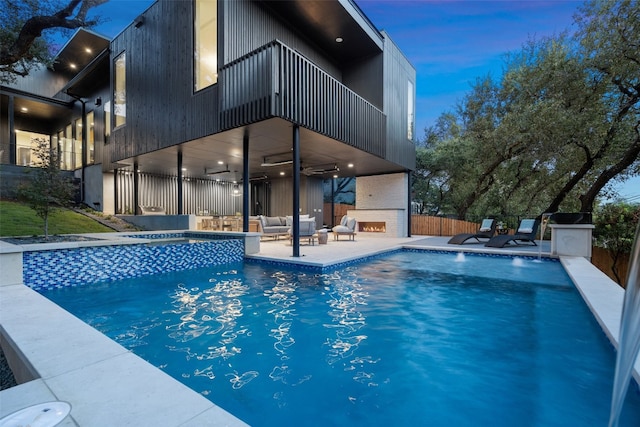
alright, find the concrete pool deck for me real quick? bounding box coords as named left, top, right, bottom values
left=1, top=233, right=638, bottom=425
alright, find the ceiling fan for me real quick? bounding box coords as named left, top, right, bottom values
left=300, top=164, right=339, bottom=176
left=205, top=164, right=231, bottom=175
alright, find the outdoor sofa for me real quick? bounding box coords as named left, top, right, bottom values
left=251, top=214, right=315, bottom=240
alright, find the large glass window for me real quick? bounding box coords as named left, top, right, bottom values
left=74, top=119, right=82, bottom=168
left=15, top=130, right=49, bottom=166
left=407, top=81, right=414, bottom=141
left=104, top=100, right=111, bottom=144
left=60, top=124, right=73, bottom=170
left=114, top=52, right=126, bottom=128
left=194, top=0, right=218, bottom=91
left=87, top=111, right=95, bottom=164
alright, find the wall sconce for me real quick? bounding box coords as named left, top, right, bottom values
left=134, top=16, right=145, bottom=28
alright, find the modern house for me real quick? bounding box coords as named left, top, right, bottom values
left=1, top=0, right=416, bottom=248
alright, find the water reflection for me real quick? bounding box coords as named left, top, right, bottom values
left=264, top=272, right=299, bottom=361
left=323, top=269, right=378, bottom=386
left=165, top=270, right=249, bottom=386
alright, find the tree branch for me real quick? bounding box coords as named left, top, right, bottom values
left=0, top=0, right=107, bottom=66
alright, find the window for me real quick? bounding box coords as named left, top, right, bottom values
left=194, top=0, right=218, bottom=91
left=74, top=118, right=82, bottom=168
left=87, top=111, right=95, bottom=164
left=114, top=52, right=126, bottom=128
left=14, top=131, right=49, bottom=166
left=104, top=100, right=111, bottom=144
left=407, top=81, right=414, bottom=141
left=59, top=124, right=73, bottom=170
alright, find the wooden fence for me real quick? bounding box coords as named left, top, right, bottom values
left=324, top=210, right=630, bottom=287
left=323, top=203, right=352, bottom=227
left=411, top=215, right=482, bottom=236
left=591, top=246, right=630, bottom=288
left=323, top=209, right=485, bottom=235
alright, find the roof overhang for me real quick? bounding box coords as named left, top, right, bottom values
left=52, top=28, right=110, bottom=80
left=260, top=0, right=383, bottom=64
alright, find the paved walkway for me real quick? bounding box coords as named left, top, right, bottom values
left=249, top=234, right=553, bottom=267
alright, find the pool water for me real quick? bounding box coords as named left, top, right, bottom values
left=42, top=251, right=640, bottom=426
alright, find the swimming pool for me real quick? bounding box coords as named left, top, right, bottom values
left=42, top=250, right=640, bottom=426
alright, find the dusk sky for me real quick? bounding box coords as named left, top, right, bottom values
left=80, top=0, right=637, bottom=201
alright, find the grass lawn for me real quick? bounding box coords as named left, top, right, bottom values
left=0, top=200, right=114, bottom=237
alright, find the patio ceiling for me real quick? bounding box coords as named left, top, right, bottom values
left=119, top=117, right=407, bottom=182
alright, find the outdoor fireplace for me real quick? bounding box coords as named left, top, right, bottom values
left=359, top=222, right=386, bottom=233
left=347, top=209, right=406, bottom=237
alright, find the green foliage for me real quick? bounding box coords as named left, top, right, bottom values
left=593, top=202, right=640, bottom=253
left=414, top=0, right=640, bottom=219
left=0, top=0, right=106, bottom=83
left=16, top=138, right=77, bottom=238
left=0, top=200, right=114, bottom=236
left=593, top=201, right=640, bottom=283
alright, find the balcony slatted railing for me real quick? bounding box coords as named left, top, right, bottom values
left=219, top=40, right=386, bottom=158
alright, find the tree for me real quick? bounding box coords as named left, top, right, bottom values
left=574, top=0, right=640, bottom=212
left=17, top=139, right=77, bottom=239
left=592, top=202, right=640, bottom=285
left=0, top=0, right=107, bottom=83
left=413, top=0, right=639, bottom=219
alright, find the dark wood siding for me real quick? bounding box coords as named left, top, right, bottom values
left=7, top=67, right=72, bottom=100
left=267, top=175, right=323, bottom=221
left=343, top=53, right=384, bottom=111
left=382, top=31, right=416, bottom=170
left=223, top=0, right=341, bottom=80
left=220, top=41, right=386, bottom=157
left=107, top=0, right=412, bottom=172
left=108, top=0, right=220, bottom=165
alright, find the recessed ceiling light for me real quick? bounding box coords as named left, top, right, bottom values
left=218, top=160, right=224, bottom=165
left=348, top=163, right=354, bottom=168
left=181, top=167, right=187, bottom=171
left=280, top=171, right=285, bottom=176
left=335, top=37, right=343, bottom=43
left=20, top=107, right=28, bottom=112
left=333, top=174, right=339, bottom=179
left=70, top=63, right=77, bottom=69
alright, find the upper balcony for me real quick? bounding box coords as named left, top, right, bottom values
left=219, top=40, right=387, bottom=158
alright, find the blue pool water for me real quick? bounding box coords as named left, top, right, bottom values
left=42, top=251, right=640, bottom=426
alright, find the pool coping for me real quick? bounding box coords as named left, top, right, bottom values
left=1, top=234, right=638, bottom=425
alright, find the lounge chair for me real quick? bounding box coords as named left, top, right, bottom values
left=332, top=215, right=357, bottom=241
left=447, top=218, right=497, bottom=245
left=485, top=218, right=540, bottom=248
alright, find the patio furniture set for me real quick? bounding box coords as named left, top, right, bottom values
left=250, top=214, right=358, bottom=245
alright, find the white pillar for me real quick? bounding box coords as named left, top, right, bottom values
left=549, top=224, right=595, bottom=259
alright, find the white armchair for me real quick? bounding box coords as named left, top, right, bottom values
left=332, top=215, right=357, bottom=241
left=288, top=219, right=317, bottom=245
